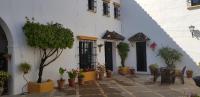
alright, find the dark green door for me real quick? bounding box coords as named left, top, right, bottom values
left=105, top=42, right=113, bottom=71
left=136, top=42, right=147, bottom=72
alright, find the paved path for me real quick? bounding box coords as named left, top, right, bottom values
left=2, top=74, right=200, bottom=97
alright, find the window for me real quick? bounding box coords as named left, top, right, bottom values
left=114, top=3, right=120, bottom=19
left=191, top=0, right=200, bottom=6
left=103, top=1, right=110, bottom=16
left=79, top=40, right=97, bottom=70
left=88, top=0, right=97, bottom=12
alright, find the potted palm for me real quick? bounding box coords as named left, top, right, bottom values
left=67, top=69, right=78, bottom=87
left=117, top=42, right=130, bottom=75
left=19, top=63, right=31, bottom=94
left=78, top=69, right=84, bottom=85
left=0, top=71, right=10, bottom=96
left=57, top=67, right=66, bottom=90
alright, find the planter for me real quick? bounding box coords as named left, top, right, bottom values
left=68, top=79, right=75, bottom=87
left=129, top=69, right=135, bottom=75
left=83, top=71, right=96, bottom=81
left=98, top=72, right=104, bottom=80
left=118, top=67, right=129, bottom=75
left=57, top=79, right=65, bottom=90
left=28, top=80, right=54, bottom=93
left=78, top=78, right=84, bottom=85
left=0, top=87, right=3, bottom=96
left=186, top=70, right=193, bottom=78
left=106, top=70, right=112, bottom=78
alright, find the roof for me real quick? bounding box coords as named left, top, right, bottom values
left=128, top=32, right=150, bottom=42
left=102, top=30, right=125, bottom=41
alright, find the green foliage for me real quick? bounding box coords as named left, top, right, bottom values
left=158, top=47, right=182, bottom=68
left=59, top=67, right=66, bottom=77
left=0, top=71, right=10, bottom=87
left=67, top=69, right=78, bottom=79
left=149, top=64, right=159, bottom=71
left=19, top=62, right=31, bottom=74
left=23, top=18, right=74, bottom=49
left=78, top=69, right=84, bottom=78
left=117, top=42, right=130, bottom=67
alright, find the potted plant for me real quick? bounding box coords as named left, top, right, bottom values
left=0, top=71, right=10, bottom=95
left=19, top=62, right=31, bottom=94
left=186, top=69, right=193, bottom=78
left=67, top=69, right=78, bottom=87
left=149, top=64, right=159, bottom=82
left=78, top=69, right=84, bottom=85
left=57, top=67, right=66, bottom=90
left=106, top=70, right=112, bottom=78
left=158, top=47, right=182, bottom=84
left=96, top=63, right=105, bottom=80
left=23, top=17, right=74, bottom=93
left=117, top=42, right=130, bottom=75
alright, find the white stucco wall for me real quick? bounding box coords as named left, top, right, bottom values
left=121, top=0, right=200, bottom=75
left=0, top=0, right=121, bottom=94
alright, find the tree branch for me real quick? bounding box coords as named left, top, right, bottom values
left=43, top=49, right=63, bottom=67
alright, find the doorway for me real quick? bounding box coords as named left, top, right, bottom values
left=136, top=42, right=147, bottom=72
left=0, top=26, right=8, bottom=95
left=105, top=42, right=113, bottom=71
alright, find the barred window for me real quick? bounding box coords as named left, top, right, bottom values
left=88, top=0, right=97, bottom=12
left=103, top=1, right=110, bottom=16
left=191, top=0, right=200, bottom=6
left=79, top=40, right=97, bottom=70
left=114, top=3, right=120, bottom=19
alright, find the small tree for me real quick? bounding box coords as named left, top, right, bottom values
left=23, top=18, right=74, bottom=83
left=117, top=42, right=130, bottom=67
left=158, top=47, right=182, bottom=68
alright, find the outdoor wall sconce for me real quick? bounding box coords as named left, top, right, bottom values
left=189, top=25, right=200, bottom=40
left=98, top=44, right=104, bottom=52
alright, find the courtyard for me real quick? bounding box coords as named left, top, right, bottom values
left=2, top=74, right=200, bottom=97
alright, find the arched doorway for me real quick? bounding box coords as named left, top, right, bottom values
left=0, top=23, right=9, bottom=95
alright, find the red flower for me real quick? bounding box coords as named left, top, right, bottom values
left=150, top=42, right=157, bottom=51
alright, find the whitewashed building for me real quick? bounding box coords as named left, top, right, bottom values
left=0, top=0, right=200, bottom=95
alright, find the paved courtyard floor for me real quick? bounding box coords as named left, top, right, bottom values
left=2, top=74, right=200, bottom=97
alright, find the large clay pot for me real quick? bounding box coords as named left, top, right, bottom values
left=0, top=87, right=3, bottom=96
left=28, top=80, right=54, bottom=93
left=106, top=70, right=112, bottom=78
left=57, top=79, right=65, bottom=90
left=83, top=71, right=96, bottom=81
left=68, top=79, right=75, bottom=87
left=78, top=78, right=84, bottom=85
left=98, top=72, right=104, bottom=80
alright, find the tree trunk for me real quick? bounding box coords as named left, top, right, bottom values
left=121, top=59, right=125, bottom=67
left=37, top=66, right=44, bottom=83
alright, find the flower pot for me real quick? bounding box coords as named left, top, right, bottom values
left=106, top=70, right=112, bottom=78
left=83, top=71, right=96, bottom=81
left=28, top=80, right=54, bottom=93
left=57, top=79, right=65, bottom=90
left=68, top=79, right=75, bottom=87
left=0, top=87, right=3, bottom=96
left=98, top=72, right=104, bottom=80
left=186, top=71, right=193, bottom=78
left=78, top=78, right=84, bottom=85
left=129, top=69, right=135, bottom=75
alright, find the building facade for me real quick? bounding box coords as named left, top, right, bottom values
left=0, top=0, right=200, bottom=95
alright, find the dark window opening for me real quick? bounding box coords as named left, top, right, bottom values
left=103, top=2, right=110, bottom=16
left=191, top=0, right=200, bottom=6
left=114, top=5, right=120, bottom=19
left=79, top=40, right=97, bottom=70
left=88, top=0, right=97, bottom=12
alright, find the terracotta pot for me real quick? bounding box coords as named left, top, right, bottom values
left=186, top=71, right=193, bottom=78
left=106, top=71, right=112, bottom=78
left=68, top=79, right=75, bottom=87
left=78, top=78, right=84, bottom=85
left=129, top=69, right=135, bottom=75
left=57, top=79, right=65, bottom=90
left=0, top=87, right=3, bottom=96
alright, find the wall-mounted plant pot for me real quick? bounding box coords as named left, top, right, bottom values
left=83, top=71, right=96, bottom=81
left=28, top=80, right=54, bottom=93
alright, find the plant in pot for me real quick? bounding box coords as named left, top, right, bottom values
left=19, top=62, right=31, bottom=94
left=23, top=17, right=74, bottom=93
left=0, top=71, right=10, bottom=96
left=158, top=47, right=182, bottom=84
left=117, top=42, right=130, bottom=75
left=96, top=63, right=105, bottom=80
left=106, top=70, right=112, bottom=78
left=67, top=69, right=78, bottom=87
left=57, top=67, right=66, bottom=90
left=149, top=64, right=159, bottom=82
left=186, top=69, right=193, bottom=78
left=78, top=69, right=84, bottom=85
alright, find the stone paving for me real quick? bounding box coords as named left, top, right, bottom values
left=2, top=74, right=200, bottom=97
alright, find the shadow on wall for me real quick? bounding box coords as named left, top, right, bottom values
left=121, top=0, right=200, bottom=75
